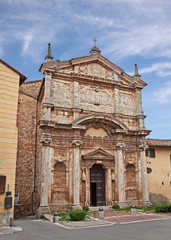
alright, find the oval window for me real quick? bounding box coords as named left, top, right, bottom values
left=147, top=168, right=152, bottom=174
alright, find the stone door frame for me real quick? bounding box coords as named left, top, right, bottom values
left=90, top=163, right=106, bottom=206
left=82, top=148, right=115, bottom=206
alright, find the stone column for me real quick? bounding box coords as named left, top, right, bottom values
left=116, top=142, right=127, bottom=207
left=139, top=144, right=151, bottom=206
left=38, top=134, right=52, bottom=216
left=106, top=168, right=112, bottom=205
left=72, top=139, right=83, bottom=209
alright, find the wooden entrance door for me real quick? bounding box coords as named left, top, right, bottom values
left=90, top=164, right=105, bottom=206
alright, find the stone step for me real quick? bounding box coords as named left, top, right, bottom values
left=89, top=206, right=111, bottom=211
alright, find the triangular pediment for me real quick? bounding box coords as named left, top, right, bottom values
left=59, top=55, right=123, bottom=80
left=82, top=148, right=114, bottom=160
left=40, top=53, right=146, bottom=88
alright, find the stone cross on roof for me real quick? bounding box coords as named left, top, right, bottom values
left=94, top=38, right=97, bottom=46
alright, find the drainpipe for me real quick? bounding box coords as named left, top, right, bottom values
left=31, top=99, right=38, bottom=214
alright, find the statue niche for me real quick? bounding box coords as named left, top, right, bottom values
left=125, top=164, right=137, bottom=199
left=52, top=162, right=66, bottom=203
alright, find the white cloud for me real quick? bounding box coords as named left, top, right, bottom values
left=140, top=62, right=171, bottom=77
left=153, top=81, right=171, bottom=103
left=1, top=0, right=171, bottom=62
left=22, top=32, right=34, bottom=53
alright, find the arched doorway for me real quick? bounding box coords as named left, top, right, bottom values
left=90, top=164, right=105, bottom=206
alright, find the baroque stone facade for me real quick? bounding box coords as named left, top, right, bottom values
left=16, top=45, right=151, bottom=216
left=37, top=45, right=151, bottom=213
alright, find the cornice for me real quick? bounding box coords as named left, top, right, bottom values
left=51, top=71, right=145, bottom=90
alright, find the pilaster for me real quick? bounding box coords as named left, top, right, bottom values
left=43, top=72, right=52, bottom=104
left=73, top=81, right=79, bottom=109
left=116, top=142, right=127, bottom=207
left=114, top=87, right=119, bottom=114
left=139, top=144, right=151, bottom=206
left=38, top=133, right=52, bottom=216
left=106, top=168, right=112, bottom=205
left=72, top=139, right=83, bottom=209
left=135, top=88, right=145, bottom=129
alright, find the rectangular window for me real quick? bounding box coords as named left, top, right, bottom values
left=0, top=176, right=6, bottom=194
left=150, top=148, right=155, bottom=158
left=145, top=149, right=148, bottom=157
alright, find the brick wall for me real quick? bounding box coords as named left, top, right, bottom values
left=15, top=80, right=43, bottom=218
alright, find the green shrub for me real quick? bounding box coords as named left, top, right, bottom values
left=58, top=211, right=70, bottom=221
left=69, top=210, right=86, bottom=221
left=82, top=206, right=89, bottom=212
left=155, top=204, right=171, bottom=213
left=112, top=204, right=120, bottom=210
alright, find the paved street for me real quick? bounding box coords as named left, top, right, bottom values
left=1, top=218, right=171, bottom=240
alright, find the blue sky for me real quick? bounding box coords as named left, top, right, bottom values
left=0, top=0, right=171, bottom=139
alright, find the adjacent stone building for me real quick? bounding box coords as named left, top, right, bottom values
left=0, top=59, right=26, bottom=225
left=146, top=139, right=171, bottom=204
left=16, top=44, right=151, bottom=217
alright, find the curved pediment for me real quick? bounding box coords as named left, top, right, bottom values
left=82, top=148, right=114, bottom=161
left=72, top=114, right=128, bottom=131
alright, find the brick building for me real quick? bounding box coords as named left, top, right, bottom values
left=16, top=44, right=151, bottom=217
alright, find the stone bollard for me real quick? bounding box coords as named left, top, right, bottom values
left=131, top=205, right=136, bottom=216
left=53, top=212, right=59, bottom=223
left=98, top=207, right=104, bottom=219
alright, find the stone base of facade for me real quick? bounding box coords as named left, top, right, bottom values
left=72, top=204, right=82, bottom=210
left=50, top=203, right=72, bottom=212
left=37, top=206, right=51, bottom=218
left=118, top=202, right=128, bottom=208
left=0, top=212, right=13, bottom=226
left=142, top=201, right=152, bottom=207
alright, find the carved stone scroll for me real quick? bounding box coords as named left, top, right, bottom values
left=40, top=134, right=52, bottom=146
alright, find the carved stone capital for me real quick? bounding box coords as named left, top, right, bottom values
left=116, top=142, right=125, bottom=150
left=72, top=139, right=83, bottom=148
left=40, top=134, right=52, bottom=146
left=139, top=144, right=147, bottom=151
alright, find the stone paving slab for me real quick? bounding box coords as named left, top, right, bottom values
left=0, top=226, right=22, bottom=235
left=103, top=213, right=171, bottom=224
left=58, top=219, right=113, bottom=229
left=44, top=213, right=171, bottom=229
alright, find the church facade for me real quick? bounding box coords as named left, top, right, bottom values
left=16, top=44, right=151, bottom=216
left=37, top=44, right=151, bottom=214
